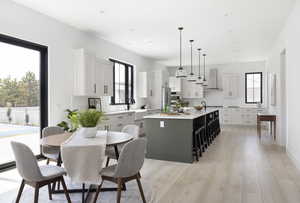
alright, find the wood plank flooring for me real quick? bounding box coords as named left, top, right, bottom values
left=142, top=125, right=300, bottom=203
left=1, top=125, right=300, bottom=203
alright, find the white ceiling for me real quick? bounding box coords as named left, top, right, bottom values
left=11, top=0, right=295, bottom=66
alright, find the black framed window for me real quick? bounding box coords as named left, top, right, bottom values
left=245, top=72, right=262, bottom=104
left=110, top=59, right=134, bottom=105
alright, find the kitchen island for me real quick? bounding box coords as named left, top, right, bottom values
left=144, top=109, right=220, bottom=163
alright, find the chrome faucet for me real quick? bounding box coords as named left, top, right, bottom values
left=201, top=100, right=207, bottom=111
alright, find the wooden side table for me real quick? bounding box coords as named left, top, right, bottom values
left=257, top=114, right=276, bottom=140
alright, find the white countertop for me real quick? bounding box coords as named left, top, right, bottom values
left=144, top=109, right=219, bottom=120
left=104, top=108, right=159, bottom=116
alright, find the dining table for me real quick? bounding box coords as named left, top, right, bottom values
left=40, top=130, right=133, bottom=203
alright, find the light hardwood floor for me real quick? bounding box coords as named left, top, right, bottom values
left=1, top=126, right=300, bottom=203
left=142, top=125, right=300, bottom=203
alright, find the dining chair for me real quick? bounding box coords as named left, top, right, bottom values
left=11, top=141, right=71, bottom=203
left=42, top=126, right=64, bottom=164
left=93, top=138, right=147, bottom=203
left=105, top=125, right=140, bottom=166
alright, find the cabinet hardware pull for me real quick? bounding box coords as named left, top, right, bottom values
left=94, top=84, right=96, bottom=93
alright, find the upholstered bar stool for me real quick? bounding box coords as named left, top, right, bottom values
left=11, top=141, right=71, bottom=203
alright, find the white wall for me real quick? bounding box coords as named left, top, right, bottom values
left=167, top=61, right=267, bottom=107
left=0, top=0, right=157, bottom=125
left=267, top=0, right=300, bottom=165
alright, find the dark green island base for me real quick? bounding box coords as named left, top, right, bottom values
left=144, top=109, right=220, bottom=163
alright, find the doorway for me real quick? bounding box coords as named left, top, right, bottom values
left=0, top=34, right=48, bottom=171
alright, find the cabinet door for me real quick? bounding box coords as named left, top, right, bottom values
left=223, top=74, right=239, bottom=98
left=102, top=61, right=113, bottom=96
left=73, top=49, right=96, bottom=96
left=193, top=83, right=204, bottom=98
left=182, top=79, right=191, bottom=98
left=95, top=60, right=113, bottom=96
left=169, top=77, right=181, bottom=92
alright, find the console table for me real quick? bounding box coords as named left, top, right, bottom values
left=257, top=113, right=276, bottom=140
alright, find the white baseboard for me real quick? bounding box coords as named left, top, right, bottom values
left=286, top=148, right=300, bottom=171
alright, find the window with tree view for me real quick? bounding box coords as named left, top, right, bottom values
left=245, top=72, right=262, bottom=104
left=110, top=59, right=134, bottom=105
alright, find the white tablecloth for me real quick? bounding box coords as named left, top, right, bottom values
left=61, top=131, right=107, bottom=184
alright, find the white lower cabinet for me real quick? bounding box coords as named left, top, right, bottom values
left=98, top=112, right=135, bottom=131
left=220, top=108, right=265, bottom=126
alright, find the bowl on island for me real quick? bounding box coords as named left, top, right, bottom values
left=194, top=105, right=204, bottom=111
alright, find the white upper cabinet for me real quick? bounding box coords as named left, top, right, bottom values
left=73, top=49, right=113, bottom=97
left=96, top=59, right=113, bottom=96
left=182, top=79, right=204, bottom=99
left=169, top=76, right=182, bottom=92
left=138, top=72, right=148, bottom=98
left=73, top=49, right=96, bottom=96
left=223, top=73, right=239, bottom=98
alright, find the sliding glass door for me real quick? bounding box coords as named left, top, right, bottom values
left=0, top=34, right=48, bottom=170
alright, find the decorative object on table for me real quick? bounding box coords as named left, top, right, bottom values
left=196, top=48, right=204, bottom=85
left=57, top=109, right=79, bottom=132
left=77, top=109, right=104, bottom=138
left=88, top=98, right=102, bottom=110
left=194, top=105, right=204, bottom=111
left=175, top=27, right=187, bottom=78
left=187, top=40, right=197, bottom=82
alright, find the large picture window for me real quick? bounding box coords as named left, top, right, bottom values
left=110, top=59, right=134, bottom=105
left=245, top=72, right=262, bottom=104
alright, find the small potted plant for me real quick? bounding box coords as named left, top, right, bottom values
left=77, top=109, right=104, bottom=138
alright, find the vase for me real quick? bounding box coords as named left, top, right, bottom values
left=79, top=127, right=97, bottom=138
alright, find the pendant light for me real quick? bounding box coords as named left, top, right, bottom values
left=195, top=48, right=203, bottom=85
left=187, top=40, right=197, bottom=82
left=202, top=53, right=208, bottom=86
left=175, top=27, right=187, bottom=78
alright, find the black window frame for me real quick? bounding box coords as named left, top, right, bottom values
left=245, top=72, right=263, bottom=104
left=0, top=33, right=48, bottom=172
left=110, top=59, right=134, bottom=105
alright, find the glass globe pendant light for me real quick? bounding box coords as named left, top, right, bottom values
left=187, top=40, right=197, bottom=82
left=195, top=48, right=204, bottom=85
left=175, top=27, right=187, bottom=78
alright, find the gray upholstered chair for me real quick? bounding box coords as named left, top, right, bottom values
left=11, top=141, right=71, bottom=203
left=93, top=138, right=147, bottom=203
left=105, top=125, right=140, bottom=166
left=42, top=126, right=64, bottom=164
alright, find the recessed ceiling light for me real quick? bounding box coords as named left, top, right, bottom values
left=100, top=10, right=105, bottom=14
left=129, top=28, right=135, bottom=32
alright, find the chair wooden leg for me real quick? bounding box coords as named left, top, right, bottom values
left=105, top=157, right=110, bottom=167
left=60, top=177, right=72, bottom=203
left=15, top=180, right=25, bottom=203
left=47, top=184, right=52, bottom=200
left=46, top=158, right=50, bottom=165
left=136, top=175, right=146, bottom=203
left=34, top=184, right=40, bottom=203
left=93, top=180, right=103, bottom=203
left=117, top=178, right=123, bottom=203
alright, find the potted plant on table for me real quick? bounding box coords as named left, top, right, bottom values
left=77, top=109, right=104, bottom=138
